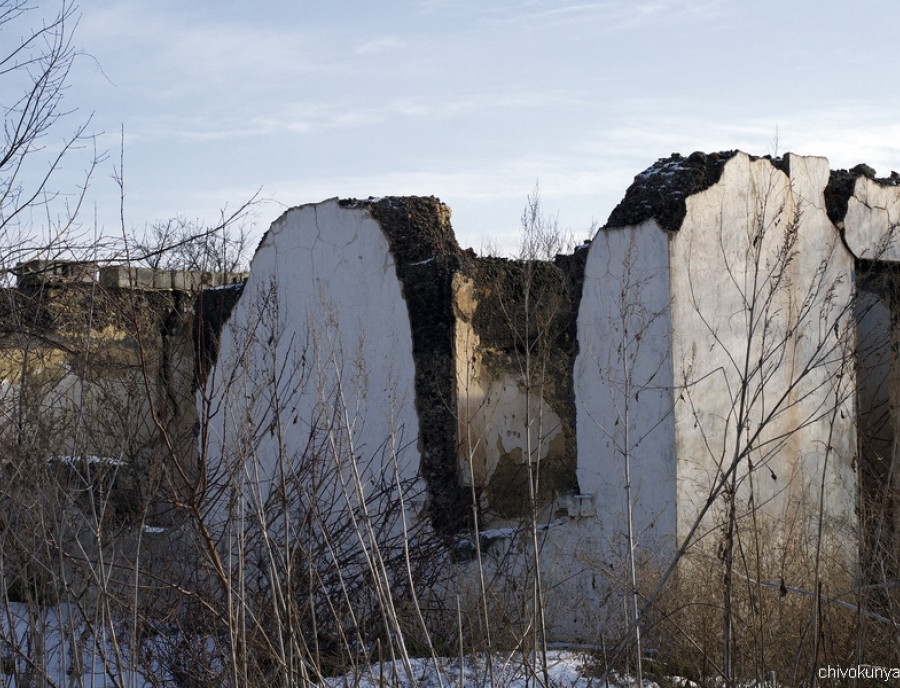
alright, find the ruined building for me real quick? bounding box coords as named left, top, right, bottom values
left=2, top=151, right=899, bottom=640
left=207, top=151, right=900, bottom=637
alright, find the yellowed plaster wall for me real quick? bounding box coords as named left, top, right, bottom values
left=453, top=272, right=566, bottom=519
left=0, top=284, right=198, bottom=476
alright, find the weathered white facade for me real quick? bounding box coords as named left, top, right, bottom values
left=575, top=221, right=677, bottom=568
left=669, top=155, right=856, bottom=552
left=576, top=153, right=861, bottom=583
left=205, top=200, right=424, bottom=536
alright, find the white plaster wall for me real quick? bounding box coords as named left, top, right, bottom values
left=844, top=176, right=900, bottom=262
left=451, top=515, right=638, bottom=642
left=206, top=199, right=422, bottom=532
left=668, top=153, right=856, bottom=561
left=575, top=222, right=677, bottom=568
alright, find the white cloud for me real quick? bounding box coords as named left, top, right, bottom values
left=416, top=0, right=731, bottom=32
left=59, top=0, right=900, bottom=261
left=355, top=36, right=406, bottom=55
left=78, top=1, right=337, bottom=103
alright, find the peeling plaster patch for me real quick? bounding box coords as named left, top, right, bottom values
left=342, top=198, right=585, bottom=526
left=455, top=254, right=580, bottom=520
left=454, top=251, right=580, bottom=520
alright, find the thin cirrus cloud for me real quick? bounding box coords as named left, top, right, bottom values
left=124, top=85, right=571, bottom=145
left=418, top=0, right=730, bottom=31
left=355, top=36, right=407, bottom=55
left=79, top=3, right=335, bottom=99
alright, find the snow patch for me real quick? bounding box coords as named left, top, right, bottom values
left=321, top=652, right=645, bottom=688
left=47, top=455, right=125, bottom=466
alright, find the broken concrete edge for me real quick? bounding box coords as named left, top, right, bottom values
left=605, top=150, right=741, bottom=232
left=825, top=164, right=900, bottom=228
left=356, top=197, right=473, bottom=535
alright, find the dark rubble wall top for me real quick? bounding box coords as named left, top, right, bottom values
left=339, top=196, right=462, bottom=261
left=608, top=151, right=900, bottom=235
left=605, top=151, right=740, bottom=232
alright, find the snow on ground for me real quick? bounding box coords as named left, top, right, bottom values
left=1, top=602, right=679, bottom=687
left=0, top=602, right=152, bottom=688
left=322, top=652, right=661, bottom=688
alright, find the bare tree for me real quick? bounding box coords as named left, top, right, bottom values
left=130, top=215, right=252, bottom=274
left=0, top=0, right=100, bottom=273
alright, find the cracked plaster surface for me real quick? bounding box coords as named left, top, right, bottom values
left=844, top=176, right=900, bottom=261
left=206, top=199, right=422, bottom=524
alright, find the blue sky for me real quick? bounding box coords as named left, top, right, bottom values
left=12, top=0, right=900, bottom=253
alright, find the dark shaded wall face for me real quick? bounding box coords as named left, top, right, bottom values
left=856, top=268, right=900, bottom=570
left=827, top=165, right=900, bottom=571
left=0, top=267, right=248, bottom=528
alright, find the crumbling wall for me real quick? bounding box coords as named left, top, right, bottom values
left=351, top=197, right=472, bottom=533
left=670, top=154, right=856, bottom=558
left=356, top=200, right=584, bottom=525
left=8, top=150, right=900, bottom=643
left=453, top=255, right=580, bottom=521
left=1, top=279, right=179, bottom=468
left=207, top=197, right=586, bottom=535
left=0, top=262, right=245, bottom=603
left=199, top=155, right=900, bottom=640
left=577, top=151, right=900, bottom=586
left=206, top=199, right=426, bottom=542
left=0, top=264, right=245, bottom=521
